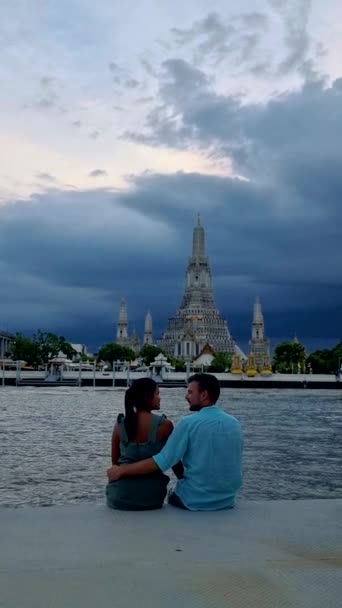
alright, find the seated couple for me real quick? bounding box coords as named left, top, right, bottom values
left=106, top=373, right=242, bottom=512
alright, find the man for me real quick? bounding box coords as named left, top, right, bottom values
left=107, top=373, right=243, bottom=511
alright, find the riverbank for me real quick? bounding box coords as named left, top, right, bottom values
left=2, top=369, right=341, bottom=389
left=1, top=499, right=341, bottom=607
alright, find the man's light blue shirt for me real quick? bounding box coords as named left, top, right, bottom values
left=153, top=405, right=243, bottom=511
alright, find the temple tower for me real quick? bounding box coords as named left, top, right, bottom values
left=116, top=298, right=128, bottom=343
left=143, top=311, right=153, bottom=345
left=249, top=297, right=270, bottom=370
left=158, top=216, right=239, bottom=361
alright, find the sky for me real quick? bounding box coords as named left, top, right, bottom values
left=0, top=0, right=341, bottom=354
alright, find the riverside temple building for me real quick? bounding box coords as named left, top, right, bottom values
left=115, top=217, right=271, bottom=363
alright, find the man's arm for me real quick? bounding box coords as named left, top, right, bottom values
left=107, top=458, right=158, bottom=481
left=152, top=418, right=188, bottom=472
left=158, top=419, right=184, bottom=479
left=107, top=418, right=189, bottom=481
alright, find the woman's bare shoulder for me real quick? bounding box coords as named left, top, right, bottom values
left=157, top=417, right=174, bottom=441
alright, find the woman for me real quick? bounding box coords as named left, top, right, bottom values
left=106, top=377, right=183, bottom=510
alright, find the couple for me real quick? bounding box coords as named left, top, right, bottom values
left=106, top=373, right=242, bottom=511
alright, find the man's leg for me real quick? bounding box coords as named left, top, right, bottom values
left=168, top=491, right=189, bottom=510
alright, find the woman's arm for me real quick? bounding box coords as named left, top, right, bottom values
left=111, top=423, right=121, bottom=465
left=158, top=419, right=184, bottom=479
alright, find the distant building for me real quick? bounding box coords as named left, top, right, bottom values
left=249, top=297, right=270, bottom=370
left=158, top=216, right=242, bottom=361
left=70, top=343, right=89, bottom=357
left=143, top=311, right=153, bottom=345
left=115, top=298, right=140, bottom=353
left=0, top=330, right=15, bottom=359
left=192, top=343, right=215, bottom=367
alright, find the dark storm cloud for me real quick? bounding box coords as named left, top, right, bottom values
left=125, top=59, right=342, bottom=190
left=0, top=188, right=181, bottom=343
left=1, top=58, right=341, bottom=348
left=0, top=163, right=341, bottom=348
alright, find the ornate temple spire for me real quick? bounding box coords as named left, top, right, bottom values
left=252, top=297, right=264, bottom=340
left=253, top=297, right=264, bottom=325
left=144, top=310, right=153, bottom=345
left=250, top=297, right=270, bottom=370
left=159, top=217, right=239, bottom=360
left=116, top=297, right=128, bottom=341
left=118, top=298, right=128, bottom=324
left=192, top=213, right=205, bottom=258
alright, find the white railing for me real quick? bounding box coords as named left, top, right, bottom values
left=0, top=362, right=340, bottom=386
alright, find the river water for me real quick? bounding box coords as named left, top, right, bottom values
left=0, top=387, right=341, bottom=508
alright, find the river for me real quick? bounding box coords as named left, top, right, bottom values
left=0, top=387, right=341, bottom=507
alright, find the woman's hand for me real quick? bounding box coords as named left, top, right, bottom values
left=107, top=465, right=121, bottom=481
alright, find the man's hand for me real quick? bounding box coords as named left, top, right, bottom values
left=107, top=465, right=121, bottom=481
left=106, top=458, right=159, bottom=481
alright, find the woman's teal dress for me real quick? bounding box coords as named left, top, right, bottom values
left=106, top=413, right=170, bottom=510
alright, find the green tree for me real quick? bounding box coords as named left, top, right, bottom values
left=273, top=341, right=306, bottom=373
left=208, top=352, right=232, bottom=373
left=10, top=332, right=76, bottom=367
left=97, top=343, right=135, bottom=365
left=34, top=331, right=76, bottom=364
left=9, top=335, right=41, bottom=368
left=139, top=344, right=164, bottom=366
left=170, top=358, right=186, bottom=372
left=306, top=341, right=342, bottom=374
left=332, top=341, right=342, bottom=373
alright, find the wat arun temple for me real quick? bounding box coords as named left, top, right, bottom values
left=158, top=216, right=243, bottom=360
left=116, top=217, right=270, bottom=367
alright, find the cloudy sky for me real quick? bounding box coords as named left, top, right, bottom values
left=0, top=0, right=341, bottom=353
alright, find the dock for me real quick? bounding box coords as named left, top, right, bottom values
left=1, top=499, right=341, bottom=607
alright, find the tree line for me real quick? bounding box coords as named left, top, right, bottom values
left=6, top=331, right=342, bottom=375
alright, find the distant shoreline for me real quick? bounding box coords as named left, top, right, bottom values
left=2, top=374, right=341, bottom=390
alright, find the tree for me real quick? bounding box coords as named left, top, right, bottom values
left=273, top=341, right=306, bottom=373
left=208, top=352, right=232, bottom=373
left=97, top=343, right=135, bottom=365
left=306, top=341, right=342, bottom=374
left=33, top=331, right=76, bottom=364
left=10, top=335, right=41, bottom=368
left=59, top=338, right=77, bottom=360
left=139, top=344, right=164, bottom=366
left=9, top=331, right=76, bottom=368
left=170, top=358, right=186, bottom=372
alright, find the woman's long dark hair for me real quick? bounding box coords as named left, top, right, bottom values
left=124, top=378, right=158, bottom=441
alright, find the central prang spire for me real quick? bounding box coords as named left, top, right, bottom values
left=158, top=216, right=239, bottom=361
left=192, top=213, right=205, bottom=258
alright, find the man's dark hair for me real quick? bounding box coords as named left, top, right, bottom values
left=188, top=373, right=220, bottom=403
